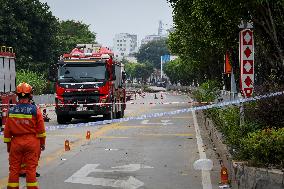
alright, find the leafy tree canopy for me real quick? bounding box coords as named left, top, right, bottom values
left=136, top=38, right=170, bottom=69
left=134, top=62, right=154, bottom=82
left=167, top=0, right=284, bottom=85
left=0, top=1, right=96, bottom=74
left=57, top=20, right=96, bottom=54
left=0, top=0, right=59, bottom=72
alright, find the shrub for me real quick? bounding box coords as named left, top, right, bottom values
left=16, top=70, right=47, bottom=95
left=206, top=106, right=266, bottom=156
left=192, top=80, right=221, bottom=102
left=240, top=128, right=284, bottom=167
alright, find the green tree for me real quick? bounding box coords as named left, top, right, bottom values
left=136, top=39, right=170, bottom=69
left=124, top=62, right=136, bottom=81
left=164, top=57, right=211, bottom=85
left=57, top=20, right=96, bottom=54
left=16, top=70, right=47, bottom=95
left=134, top=63, right=154, bottom=83
left=167, top=0, right=284, bottom=85
left=0, top=0, right=59, bottom=73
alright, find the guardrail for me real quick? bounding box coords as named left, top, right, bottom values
left=33, top=94, right=55, bottom=105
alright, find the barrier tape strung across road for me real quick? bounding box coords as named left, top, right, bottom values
left=44, top=91, right=284, bottom=131
left=1, top=91, right=283, bottom=135
left=0, top=101, right=202, bottom=106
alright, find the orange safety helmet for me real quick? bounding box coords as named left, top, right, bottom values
left=16, top=82, right=33, bottom=97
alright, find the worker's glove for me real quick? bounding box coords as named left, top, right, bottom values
left=40, top=145, right=45, bottom=151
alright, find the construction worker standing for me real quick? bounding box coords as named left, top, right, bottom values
left=3, top=82, right=46, bottom=189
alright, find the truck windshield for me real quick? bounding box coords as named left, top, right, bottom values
left=58, top=63, right=107, bottom=82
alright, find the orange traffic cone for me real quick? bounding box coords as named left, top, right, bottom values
left=86, top=131, right=91, bottom=140
left=220, top=166, right=229, bottom=184
left=65, top=140, right=70, bottom=151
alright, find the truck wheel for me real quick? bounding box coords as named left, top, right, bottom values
left=116, top=109, right=124, bottom=118
left=116, top=111, right=121, bottom=119
left=103, top=105, right=113, bottom=120
left=57, top=115, right=71, bottom=124
left=0, top=118, right=3, bottom=132
left=121, top=109, right=124, bottom=118
left=103, top=111, right=113, bottom=120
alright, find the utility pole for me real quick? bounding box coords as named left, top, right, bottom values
left=230, top=68, right=237, bottom=100
left=160, top=56, right=163, bottom=80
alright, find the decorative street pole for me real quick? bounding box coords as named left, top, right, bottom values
left=239, top=21, right=254, bottom=126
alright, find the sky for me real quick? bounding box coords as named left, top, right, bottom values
left=39, top=0, right=173, bottom=47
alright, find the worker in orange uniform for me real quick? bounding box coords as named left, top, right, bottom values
left=3, top=82, right=46, bottom=189
left=19, top=99, right=42, bottom=178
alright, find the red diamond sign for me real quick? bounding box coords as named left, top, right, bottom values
left=240, top=29, right=254, bottom=98
left=244, top=76, right=252, bottom=87
left=244, top=47, right=252, bottom=58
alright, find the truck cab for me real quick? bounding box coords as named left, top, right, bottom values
left=51, top=45, right=126, bottom=124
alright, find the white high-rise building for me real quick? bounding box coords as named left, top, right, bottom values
left=141, top=21, right=171, bottom=46
left=113, top=33, right=137, bottom=60
left=141, top=35, right=162, bottom=46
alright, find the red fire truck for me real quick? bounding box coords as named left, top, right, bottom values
left=50, top=44, right=126, bottom=124
left=0, top=46, right=17, bottom=131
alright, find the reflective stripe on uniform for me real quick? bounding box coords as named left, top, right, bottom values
left=4, top=137, right=11, bottom=143
left=37, top=132, right=46, bottom=138
left=9, top=114, right=32, bottom=119
left=26, top=182, right=38, bottom=187
left=7, top=182, right=19, bottom=187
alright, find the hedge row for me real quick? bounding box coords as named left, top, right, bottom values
left=16, top=70, right=47, bottom=95
left=193, top=80, right=284, bottom=168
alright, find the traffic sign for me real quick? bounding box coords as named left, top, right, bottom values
left=161, top=54, right=170, bottom=64
left=239, top=29, right=254, bottom=98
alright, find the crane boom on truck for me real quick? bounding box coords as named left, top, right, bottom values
left=0, top=46, right=17, bottom=131
left=50, top=44, right=126, bottom=124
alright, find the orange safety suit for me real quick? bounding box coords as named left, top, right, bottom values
left=19, top=139, right=42, bottom=176
left=4, top=101, right=46, bottom=189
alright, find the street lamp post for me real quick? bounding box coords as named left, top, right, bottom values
left=160, top=56, right=163, bottom=80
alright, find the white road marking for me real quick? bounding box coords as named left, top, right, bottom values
left=104, top=148, right=119, bottom=151
left=112, top=164, right=153, bottom=172
left=141, top=119, right=173, bottom=125
left=65, top=164, right=153, bottom=188
left=192, top=110, right=212, bottom=189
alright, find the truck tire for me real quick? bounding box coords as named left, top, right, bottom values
left=104, top=104, right=117, bottom=120
left=116, top=109, right=124, bottom=118
left=103, top=106, right=113, bottom=120
left=0, top=118, right=3, bottom=132
left=57, top=115, right=72, bottom=124
left=103, top=111, right=113, bottom=120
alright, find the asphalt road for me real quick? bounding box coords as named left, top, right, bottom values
left=0, top=91, right=219, bottom=189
